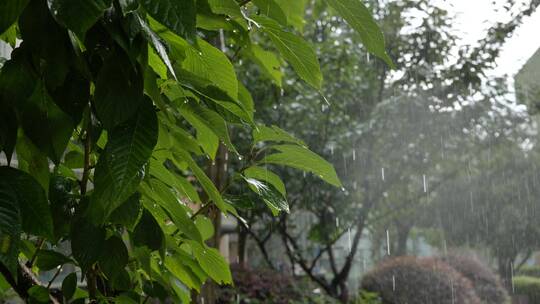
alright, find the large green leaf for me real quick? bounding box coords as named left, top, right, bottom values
left=70, top=218, right=106, bottom=272
left=98, top=236, right=129, bottom=280
left=252, top=124, right=305, bottom=146
left=141, top=0, right=196, bottom=41
left=243, top=166, right=286, bottom=197
left=132, top=210, right=164, bottom=251
left=93, top=49, right=144, bottom=129
left=189, top=241, right=232, bottom=284
left=21, top=81, right=74, bottom=164
left=0, top=170, right=22, bottom=275
left=253, top=0, right=287, bottom=25
left=135, top=14, right=177, bottom=80
left=141, top=179, right=202, bottom=243
left=61, top=272, right=77, bottom=301
left=253, top=15, right=322, bottom=89
left=148, top=160, right=200, bottom=203
left=165, top=255, right=202, bottom=291
left=247, top=44, right=282, bottom=86
left=0, top=167, right=53, bottom=240
left=244, top=178, right=288, bottom=215
left=273, top=0, right=306, bottom=31
left=0, top=0, right=29, bottom=35
left=0, top=106, right=17, bottom=164
left=109, top=193, right=143, bottom=231
left=47, top=0, right=107, bottom=40
left=324, top=0, right=393, bottom=67
left=176, top=38, right=238, bottom=99
left=207, top=0, right=242, bottom=18
left=179, top=102, right=237, bottom=156
left=260, top=144, right=342, bottom=187
left=90, top=98, right=158, bottom=222
left=35, top=249, right=73, bottom=271
left=173, top=149, right=232, bottom=213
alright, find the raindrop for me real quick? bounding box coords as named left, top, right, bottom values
left=330, top=146, right=334, bottom=155
left=367, top=53, right=371, bottom=63
left=335, top=217, right=339, bottom=227
left=352, top=149, right=356, bottom=161
left=422, top=174, right=427, bottom=193
left=348, top=228, right=352, bottom=253
left=392, top=275, right=396, bottom=291
left=238, top=156, right=243, bottom=161
left=386, top=229, right=391, bottom=255
left=381, top=167, right=385, bottom=181
left=303, top=171, right=306, bottom=178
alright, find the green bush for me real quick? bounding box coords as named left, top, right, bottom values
left=360, top=256, right=481, bottom=304
left=513, top=276, right=540, bottom=304
left=438, top=253, right=509, bottom=304
left=518, top=266, right=540, bottom=278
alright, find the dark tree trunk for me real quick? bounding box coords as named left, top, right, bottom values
left=395, top=221, right=412, bottom=256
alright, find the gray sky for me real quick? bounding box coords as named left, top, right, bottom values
left=439, top=0, right=540, bottom=77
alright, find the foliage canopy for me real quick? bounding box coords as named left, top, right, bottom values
left=0, top=0, right=391, bottom=302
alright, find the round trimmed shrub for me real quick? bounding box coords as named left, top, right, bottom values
left=217, top=264, right=302, bottom=303
left=360, top=256, right=481, bottom=304
left=513, top=276, right=540, bottom=304
left=438, top=253, right=509, bottom=304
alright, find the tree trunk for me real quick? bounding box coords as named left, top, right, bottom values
left=395, top=222, right=412, bottom=256
left=238, top=225, right=247, bottom=266
left=199, top=144, right=227, bottom=304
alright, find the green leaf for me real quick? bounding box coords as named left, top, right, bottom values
left=0, top=106, right=17, bottom=164
left=238, top=82, right=255, bottom=119
left=141, top=0, right=196, bottom=41
left=148, top=160, right=200, bottom=203
left=61, top=272, right=77, bottom=301
left=0, top=170, right=22, bottom=276
left=207, top=0, right=242, bottom=18
left=70, top=218, right=106, bottom=272
left=0, top=167, right=54, bottom=240
left=260, top=144, right=342, bottom=187
left=99, top=236, right=129, bottom=279
left=177, top=38, right=238, bottom=99
left=324, top=0, right=393, bottom=67
left=247, top=44, right=282, bottom=86
left=165, top=255, right=201, bottom=291
left=253, top=15, right=322, bottom=89
left=90, top=97, right=158, bottom=222
left=47, top=0, right=107, bottom=40
left=15, top=133, right=50, bottom=192
left=194, top=216, right=214, bottom=241
left=141, top=179, right=202, bottom=243
left=174, top=149, right=233, bottom=214
left=133, top=210, right=164, bottom=251
left=109, top=193, right=143, bottom=231
left=273, top=0, right=306, bottom=31
left=0, top=0, right=29, bottom=35
left=253, top=124, right=305, bottom=146
left=243, top=166, right=286, bottom=197
left=22, top=81, right=74, bottom=164
left=244, top=178, right=288, bottom=215
left=35, top=249, right=72, bottom=271
left=179, top=101, right=237, bottom=156
left=93, top=48, right=144, bottom=129
left=136, top=14, right=177, bottom=80
left=189, top=241, right=232, bottom=284
left=253, top=0, right=287, bottom=25
left=28, top=285, right=49, bottom=303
